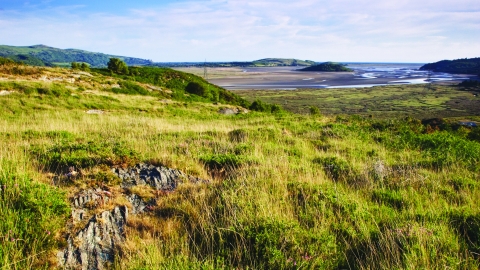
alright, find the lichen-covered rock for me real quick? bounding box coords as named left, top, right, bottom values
left=72, top=189, right=110, bottom=209
left=57, top=206, right=128, bottom=270
left=127, top=194, right=156, bottom=214
left=113, top=163, right=186, bottom=191
left=71, top=189, right=111, bottom=222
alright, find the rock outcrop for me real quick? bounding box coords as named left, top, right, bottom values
left=58, top=163, right=209, bottom=269
left=114, top=163, right=207, bottom=190
left=57, top=206, right=128, bottom=270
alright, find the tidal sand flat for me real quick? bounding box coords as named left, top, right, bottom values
left=176, top=65, right=474, bottom=90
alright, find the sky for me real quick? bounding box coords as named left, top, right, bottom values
left=0, top=0, right=479, bottom=62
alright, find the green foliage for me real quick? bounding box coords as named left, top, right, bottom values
left=185, top=82, right=207, bottom=97
left=313, top=156, right=354, bottom=182
left=0, top=160, right=70, bottom=268
left=0, top=44, right=152, bottom=67
left=6, top=54, right=47, bottom=66
left=107, top=58, right=129, bottom=74
left=309, top=106, right=321, bottom=116
left=251, top=58, right=316, bottom=67
left=421, top=57, right=480, bottom=75
left=95, top=66, right=249, bottom=106
left=31, top=137, right=138, bottom=173
left=459, top=79, right=480, bottom=89
left=377, top=127, right=480, bottom=170
left=468, top=127, right=480, bottom=142
left=300, top=62, right=352, bottom=72
left=0, top=57, right=15, bottom=65
left=199, top=154, right=251, bottom=172
left=249, top=99, right=283, bottom=113
left=71, top=62, right=90, bottom=72
left=111, top=81, right=151, bottom=96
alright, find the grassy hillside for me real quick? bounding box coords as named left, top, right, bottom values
left=300, top=62, right=353, bottom=72
left=153, top=58, right=316, bottom=68
left=420, top=57, right=480, bottom=75
left=0, top=44, right=152, bottom=67
left=0, top=60, right=480, bottom=269
left=252, top=58, right=316, bottom=66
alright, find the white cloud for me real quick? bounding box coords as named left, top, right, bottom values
left=0, top=0, right=479, bottom=62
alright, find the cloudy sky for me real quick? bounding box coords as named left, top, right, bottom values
left=1, top=0, right=479, bottom=62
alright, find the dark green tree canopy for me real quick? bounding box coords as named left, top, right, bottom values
left=185, top=82, right=207, bottom=96
left=107, top=58, right=129, bottom=74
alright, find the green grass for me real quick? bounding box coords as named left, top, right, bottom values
left=1, top=64, right=480, bottom=269
left=235, top=84, right=480, bottom=118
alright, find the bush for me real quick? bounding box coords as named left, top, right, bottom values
left=249, top=99, right=283, bottom=113
left=107, top=58, right=128, bottom=74
left=185, top=82, right=207, bottom=97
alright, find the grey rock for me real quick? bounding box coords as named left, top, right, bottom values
left=218, top=107, right=249, bottom=115
left=218, top=108, right=238, bottom=115
left=114, top=163, right=187, bottom=191
left=58, top=206, right=128, bottom=270
left=72, top=189, right=110, bottom=209
left=127, top=194, right=156, bottom=214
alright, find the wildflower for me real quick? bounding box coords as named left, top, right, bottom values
left=46, top=230, right=51, bottom=235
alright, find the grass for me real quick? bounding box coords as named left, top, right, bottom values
left=0, top=63, right=480, bottom=269
left=235, top=84, right=480, bottom=119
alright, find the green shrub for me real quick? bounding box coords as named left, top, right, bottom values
left=0, top=160, right=70, bottom=268
left=185, top=82, right=207, bottom=97
left=313, top=156, right=352, bottom=182
left=199, top=154, right=250, bottom=172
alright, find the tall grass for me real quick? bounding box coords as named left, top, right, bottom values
left=1, top=69, right=480, bottom=269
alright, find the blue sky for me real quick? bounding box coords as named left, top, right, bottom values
left=1, top=0, right=479, bottom=62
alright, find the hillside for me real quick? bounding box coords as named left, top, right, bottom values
left=0, top=44, right=153, bottom=67
left=0, top=60, right=480, bottom=269
left=420, top=57, right=480, bottom=75
left=251, top=58, right=316, bottom=66
left=300, top=61, right=353, bottom=72
left=153, top=58, right=316, bottom=68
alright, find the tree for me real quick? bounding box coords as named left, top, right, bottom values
left=107, top=58, right=128, bottom=74
left=80, top=62, right=90, bottom=72
left=71, top=62, right=80, bottom=69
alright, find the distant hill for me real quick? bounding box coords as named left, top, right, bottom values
left=299, top=62, right=353, bottom=72
left=251, top=58, right=316, bottom=67
left=420, top=58, right=480, bottom=75
left=0, top=45, right=153, bottom=67
left=152, top=58, right=316, bottom=68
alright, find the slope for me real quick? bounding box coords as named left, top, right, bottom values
left=0, top=44, right=152, bottom=67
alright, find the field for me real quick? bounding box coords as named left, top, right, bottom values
left=0, top=63, right=480, bottom=269
left=235, top=84, right=480, bottom=119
